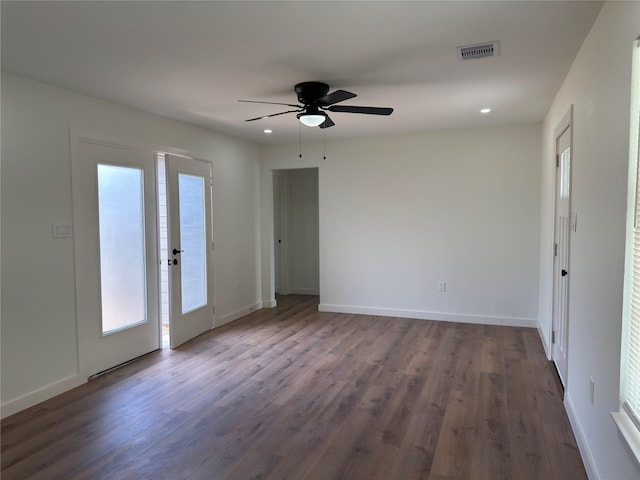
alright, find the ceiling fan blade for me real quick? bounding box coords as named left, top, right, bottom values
left=239, top=99, right=301, bottom=108
left=327, top=105, right=393, bottom=115
left=245, top=109, right=302, bottom=122
left=317, top=90, right=357, bottom=106
left=319, top=115, right=335, bottom=129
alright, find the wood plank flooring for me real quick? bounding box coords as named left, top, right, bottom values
left=1, top=295, right=587, bottom=479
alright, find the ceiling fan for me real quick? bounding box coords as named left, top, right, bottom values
left=239, top=81, right=393, bottom=129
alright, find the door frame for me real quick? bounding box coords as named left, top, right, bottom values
left=71, top=130, right=213, bottom=378
left=271, top=168, right=320, bottom=299
left=550, top=105, right=573, bottom=388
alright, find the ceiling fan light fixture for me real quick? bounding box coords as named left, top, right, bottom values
left=298, top=112, right=326, bottom=127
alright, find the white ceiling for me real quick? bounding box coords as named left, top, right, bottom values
left=1, top=1, right=603, bottom=144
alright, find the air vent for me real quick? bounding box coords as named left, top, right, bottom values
left=457, top=41, right=500, bottom=60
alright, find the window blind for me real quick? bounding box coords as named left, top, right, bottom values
left=623, top=122, right=640, bottom=429
left=620, top=39, right=640, bottom=434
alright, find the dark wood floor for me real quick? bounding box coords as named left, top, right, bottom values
left=2, top=295, right=586, bottom=479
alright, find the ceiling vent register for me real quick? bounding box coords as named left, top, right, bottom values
left=457, top=41, right=500, bottom=60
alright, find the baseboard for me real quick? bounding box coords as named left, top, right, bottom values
left=317, top=303, right=537, bottom=328
left=263, top=298, right=277, bottom=308
left=215, top=302, right=263, bottom=328
left=538, top=322, right=552, bottom=359
left=289, top=287, right=320, bottom=295
left=1, top=373, right=85, bottom=419
left=565, top=393, right=600, bottom=480
left=2, top=302, right=263, bottom=419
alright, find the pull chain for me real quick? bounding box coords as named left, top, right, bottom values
left=299, top=122, right=302, bottom=159
left=323, top=126, right=326, bottom=160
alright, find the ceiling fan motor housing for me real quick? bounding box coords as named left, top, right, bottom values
left=295, top=82, right=330, bottom=105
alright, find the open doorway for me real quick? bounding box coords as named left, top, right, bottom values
left=273, top=168, right=319, bottom=298
left=158, top=154, right=170, bottom=347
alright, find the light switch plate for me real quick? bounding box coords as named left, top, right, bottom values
left=52, top=222, right=73, bottom=238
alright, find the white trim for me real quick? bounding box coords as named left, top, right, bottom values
left=264, top=299, right=277, bottom=308
left=70, top=128, right=197, bottom=160
left=616, top=37, right=640, bottom=474
left=318, top=304, right=537, bottom=328
left=612, top=411, right=640, bottom=472
left=1, top=374, right=85, bottom=420
left=565, top=394, right=601, bottom=480
left=214, top=302, right=263, bottom=328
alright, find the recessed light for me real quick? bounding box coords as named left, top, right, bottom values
left=264, top=129, right=273, bottom=134
left=480, top=108, right=492, bottom=114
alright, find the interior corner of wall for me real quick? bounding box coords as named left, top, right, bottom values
left=537, top=317, right=551, bottom=360
left=537, top=321, right=552, bottom=359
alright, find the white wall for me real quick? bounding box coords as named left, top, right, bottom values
left=1, top=73, right=261, bottom=415
left=538, top=2, right=640, bottom=479
left=261, top=123, right=541, bottom=326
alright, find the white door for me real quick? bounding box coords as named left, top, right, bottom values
left=74, top=141, right=160, bottom=377
left=273, top=171, right=288, bottom=295
left=165, top=155, right=214, bottom=348
left=552, top=125, right=572, bottom=387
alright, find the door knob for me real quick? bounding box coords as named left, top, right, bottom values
left=172, top=248, right=183, bottom=255
left=561, top=269, right=568, bottom=276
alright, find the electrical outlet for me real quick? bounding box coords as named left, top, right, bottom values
left=437, top=280, right=446, bottom=293
left=589, top=377, right=595, bottom=404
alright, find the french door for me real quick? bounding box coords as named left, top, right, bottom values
left=165, top=155, right=214, bottom=348
left=74, top=140, right=214, bottom=377
left=75, top=141, right=160, bottom=377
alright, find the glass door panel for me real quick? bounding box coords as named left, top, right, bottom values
left=97, top=164, right=148, bottom=334
left=178, top=173, right=207, bottom=313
